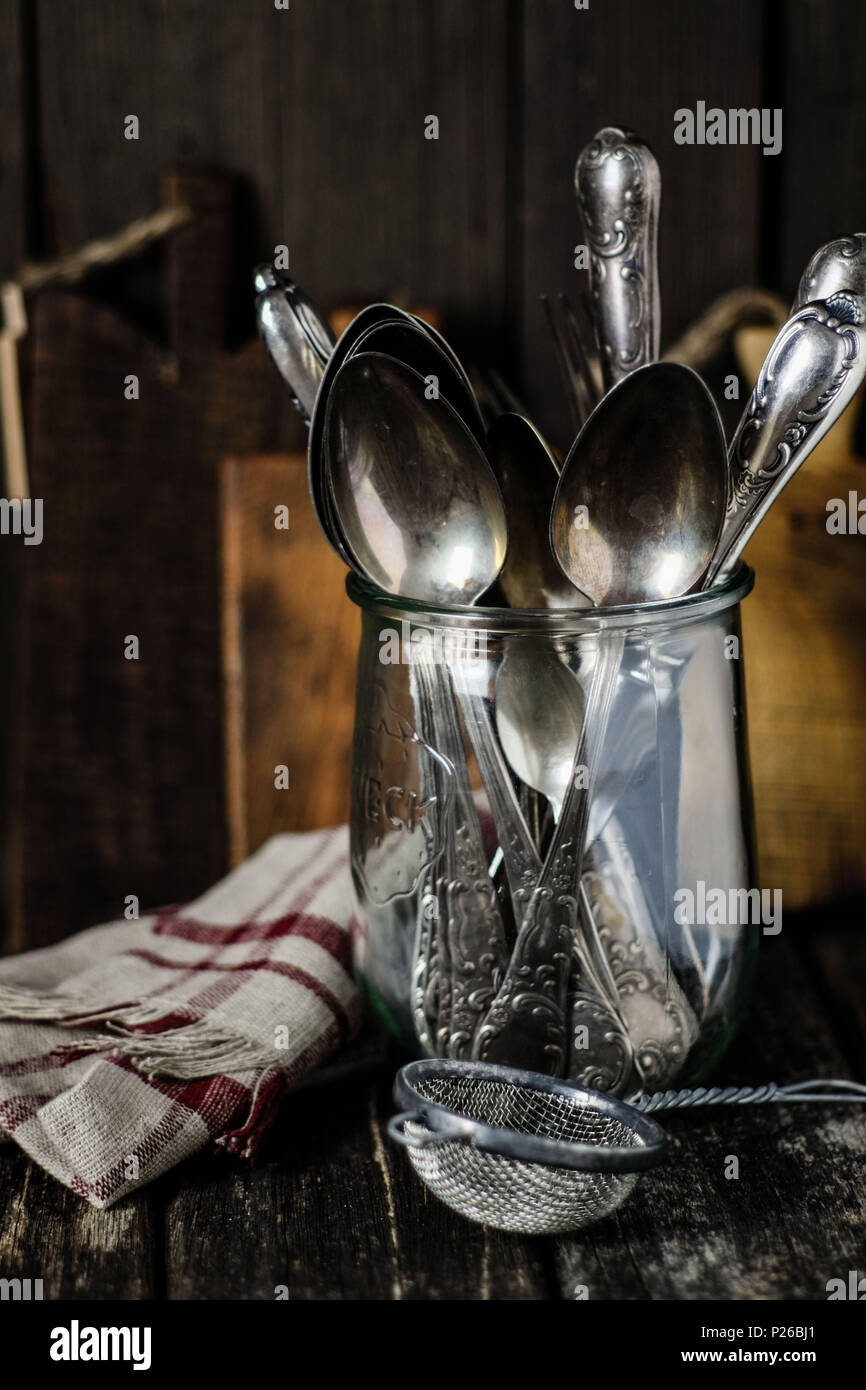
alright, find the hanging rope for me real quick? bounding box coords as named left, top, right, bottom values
left=0, top=204, right=192, bottom=498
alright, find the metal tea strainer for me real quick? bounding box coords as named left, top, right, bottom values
left=389, top=1059, right=866, bottom=1235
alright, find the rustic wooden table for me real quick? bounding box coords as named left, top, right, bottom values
left=2, top=910, right=863, bottom=1301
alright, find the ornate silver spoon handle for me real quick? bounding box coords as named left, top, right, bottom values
left=414, top=654, right=510, bottom=1060
left=575, top=126, right=660, bottom=391
left=254, top=263, right=336, bottom=422
left=795, top=233, right=866, bottom=308
left=708, top=292, right=866, bottom=585
left=581, top=863, right=699, bottom=1092
left=449, top=658, right=541, bottom=927
left=407, top=660, right=451, bottom=1053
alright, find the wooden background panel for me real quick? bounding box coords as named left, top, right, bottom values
left=0, top=0, right=26, bottom=275
left=273, top=0, right=510, bottom=343
left=33, top=0, right=510, bottom=347
left=779, top=0, right=866, bottom=295
left=0, top=0, right=862, bottom=955
left=517, top=0, right=766, bottom=448
left=5, top=174, right=295, bottom=953
left=33, top=0, right=281, bottom=266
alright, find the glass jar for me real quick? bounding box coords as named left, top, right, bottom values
left=348, top=566, right=758, bottom=1096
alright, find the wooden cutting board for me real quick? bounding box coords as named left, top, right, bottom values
left=735, top=325, right=866, bottom=909
left=220, top=453, right=360, bottom=865
left=3, top=170, right=300, bottom=951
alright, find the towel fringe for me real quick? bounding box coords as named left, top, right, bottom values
left=0, top=987, right=291, bottom=1079
left=216, top=1069, right=289, bottom=1161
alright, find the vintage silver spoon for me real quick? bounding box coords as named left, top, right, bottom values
left=551, top=362, right=727, bottom=606
left=706, top=290, right=866, bottom=585
left=347, top=316, right=486, bottom=443
left=483, top=411, right=586, bottom=881
left=575, top=126, right=661, bottom=391
left=324, top=351, right=506, bottom=605
left=477, top=366, right=725, bottom=1079
left=254, top=277, right=500, bottom=1052
left=441, top=415, right=635, bottom=1083
left=471, top=367, right=726, bottom=1080
left=495, top=638, right=585, bottom=821
left=253, top=263, right=336, bottom=420
left=795, top=233, right=866, bottom=307
left=486, top=413, right=588, bottom=610
left=533, top=362, right=726, bottom=826
left=340, top=316, right=494, bottom=1053
left=324, top=349, right=511, bottom=1054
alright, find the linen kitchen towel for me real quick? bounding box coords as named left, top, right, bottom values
left=0, top=829, right=361, bottom=1207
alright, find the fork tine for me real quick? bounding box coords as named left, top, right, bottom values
left=542, top=293, right=586, bottom=433
left=573, top=290, right=605, bottom=401
left=560, top=292, right=602, bottom=409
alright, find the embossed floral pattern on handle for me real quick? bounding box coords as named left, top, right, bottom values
left=709, top=294, right=866, bottom=584
left=474, top=632, right=637, bottom=1089
left=575, top=126, right=661, bottom=390
left=412, top=651, right=510, bottom=1059
left=795, top=233, right=866, bottom=309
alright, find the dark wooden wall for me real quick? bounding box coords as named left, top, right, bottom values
left=1, top=0, right=864, bottom=948
left=3, top=0, right=864, bottom=438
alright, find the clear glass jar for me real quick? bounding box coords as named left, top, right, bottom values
left=348, top=566, right=758, bottom=1095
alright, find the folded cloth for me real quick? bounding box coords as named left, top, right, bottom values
left=0, top=829, right=361, bottom=1208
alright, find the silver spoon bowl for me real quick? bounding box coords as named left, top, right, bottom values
left=486, top=413, right=588, bottom=610
left=551, top=362, right=728, bottom=606
left=325, top=350, right=507, bottom=606
left=347, top=318, right=486, bottom=443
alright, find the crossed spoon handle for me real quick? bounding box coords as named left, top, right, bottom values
left=411, top=653, right=511, bottom=1059
left=472, top=634, right=637, bottom=1088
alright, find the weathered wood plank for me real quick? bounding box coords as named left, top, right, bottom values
left=0, top=0, right=27, bottom=275
left=0, top=1147, right=156, bottom=1299
left=552, top=925, right=866, bottom=1300
left=778, top=0, right=866, bottom=295
left=518, top=0, right=765, bottom=448
left=34, top=0, right=509, bottom=345
left=5, top=175, right=297, bottom=952
left=33, top=0, right=280, bottom=260
left=221, top=454, right=360, bottom=865
left=808, top=909, right=866, bottom=1079
left=162, top=1070, right=552, bottom=1300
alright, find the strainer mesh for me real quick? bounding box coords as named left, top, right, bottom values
left=415, top=1074, right=644, bottom=1148
left=406, top=1074, right=646, bottom=1235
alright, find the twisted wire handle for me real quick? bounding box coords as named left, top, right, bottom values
left=634, top=1078, right=866, bottom=1114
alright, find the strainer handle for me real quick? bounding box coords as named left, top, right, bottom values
left=388, top=1111, right=456, bottom=1149
left=635, top=1078, right=866, bottom=1113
